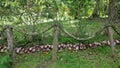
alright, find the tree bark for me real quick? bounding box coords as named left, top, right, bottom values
left=6, top=27, right=15, bottom=67
left=52, top=25, right=59, bottom=61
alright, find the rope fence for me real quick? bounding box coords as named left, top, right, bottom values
left=0, top=22, right=120, bottom=40
left=0, top=26, right=7, bottom=35
left=59, top=24, right=107, bottom=41
left=10, top=24, right=55, bottom=35
left=112, top=26, right=120, bottom=36
left=0, top=20, right=120, bottom=67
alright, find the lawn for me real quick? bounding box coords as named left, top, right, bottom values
left=11, top=45, right=120, bottom=68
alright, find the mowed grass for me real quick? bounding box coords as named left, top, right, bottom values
left=12, top=46, right=120, bottom=68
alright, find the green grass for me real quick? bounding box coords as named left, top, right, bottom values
left=11, top=46, right=120, bottom=68
left=0, top=52, right=11, bottom=68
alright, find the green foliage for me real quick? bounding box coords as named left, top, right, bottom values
left=58, top=36, right=78, bottom=44
left=0, top=53, right=12, bottom=68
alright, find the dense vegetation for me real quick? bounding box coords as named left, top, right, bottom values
left=0, top=0, right=120, bottom=68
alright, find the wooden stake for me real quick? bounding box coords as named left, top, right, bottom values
left=52, top=25, right=59, bottom=61
left=6, top=26, right=15, bottom=67
left=108, top=26, right=115, bottom=57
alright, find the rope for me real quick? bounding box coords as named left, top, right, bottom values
left=59, top=20, right=120, bottom=41
left=112, top=26, right=120, bottom=36
left=0, top=19, right=119, bottom=39
left=59, top=24, right=107, bottom=41
left=0, top=26, right=7, bottom=35
left=10, top=24, right=54, bottom=35
left=106, top=22, right=120, bottom=36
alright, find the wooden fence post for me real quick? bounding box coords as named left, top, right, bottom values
left=52, top=24, right=59, bottom=61
left=6, top=26, right=15, bottom=67
left=107, top=0, right=115, bottom=58
left=108, top=26, right=115, bottom=57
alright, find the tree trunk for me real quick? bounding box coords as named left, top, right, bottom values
left=6, top=27, right=15, bottom=67
left=52, top=25, right=59, bottom=61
